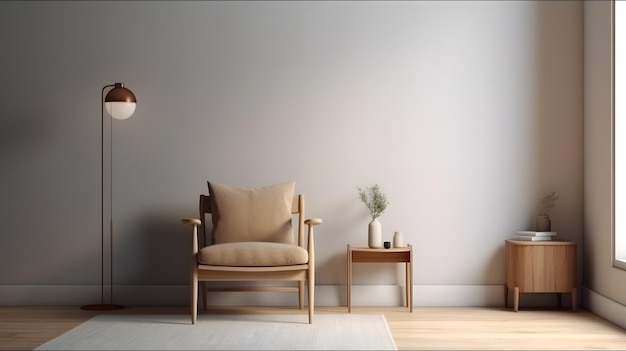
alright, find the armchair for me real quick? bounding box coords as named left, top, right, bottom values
left=182, top=181, right=322, bottom=324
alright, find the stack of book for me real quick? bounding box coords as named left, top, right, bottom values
left=513, top=231, right=557, bottom=241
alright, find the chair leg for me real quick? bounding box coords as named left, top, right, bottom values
left=191, top=273, right=198, bottom=324
left=308, top=270, right=314, bottom=324
left=201, top=281, right=207, bottom=310
left=298, top=280, right=305, bottom=309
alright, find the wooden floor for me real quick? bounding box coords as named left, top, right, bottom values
left=2, top=306, right=626, bottom=350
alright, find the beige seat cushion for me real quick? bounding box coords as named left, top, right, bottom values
left=198, top=242, right=309, bottom=266
left=208, top=181, right=295, bottom=244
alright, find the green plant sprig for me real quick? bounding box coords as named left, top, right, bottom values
left=357, top=184, right=389, bottom=220
left=540, top=191, right=559, bottom=214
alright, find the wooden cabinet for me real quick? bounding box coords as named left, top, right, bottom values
left=505, top=240, right=577, bottom=312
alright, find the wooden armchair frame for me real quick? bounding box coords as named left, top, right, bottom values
left=182, top=194, right=321, bottom=324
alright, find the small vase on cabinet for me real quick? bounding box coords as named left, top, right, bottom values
left=536, top=213, right=551, bottom=232
left=368, top=218, right=382, bottom=248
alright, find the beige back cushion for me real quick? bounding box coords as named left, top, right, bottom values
left=208, top=181, right=295, bottom=244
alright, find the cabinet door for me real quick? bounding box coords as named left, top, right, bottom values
left=546, top=245, right=577, bottom=292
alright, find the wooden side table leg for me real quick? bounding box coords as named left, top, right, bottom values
left=406, top=261, right=413, bottom=312
left=347, top=244, right=352, bottom=313
left=409, top=259, right=413, bottom=313
left=404, top=262, right=409, bottom=308
left=571, top=287, right=578, bottom=311
left=513, top=287, right=519, bottom=312
left=408, top=244, right=413, bottom=312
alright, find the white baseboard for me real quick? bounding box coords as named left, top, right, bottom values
left=0, top=284, right=577, bottom=309
left=582, top=287, right=626, bottom=330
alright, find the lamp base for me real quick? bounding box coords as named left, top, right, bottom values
left=80, top=304, right=124, bottom=311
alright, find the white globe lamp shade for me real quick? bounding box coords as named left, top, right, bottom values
left=105, top=101, right=136, bottom=120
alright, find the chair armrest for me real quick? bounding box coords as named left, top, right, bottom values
left=304, top=218, right=322, bottom=264
left=182, top=218, right=202, bottom=256
left=182, top=218, right=201, bottom=226
left=305, top=218, right=323, bottom=226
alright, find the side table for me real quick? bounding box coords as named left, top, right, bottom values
left=347, top=244, right=413, bottom=312
left=505, top=239, right=577, bottom=312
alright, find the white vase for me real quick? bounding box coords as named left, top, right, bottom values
left=393, top=231, right=404, bottom=248
left=368, top=218, right=382, bottom=248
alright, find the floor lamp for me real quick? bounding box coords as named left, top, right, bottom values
left=81, top=83, right=137, bottom=311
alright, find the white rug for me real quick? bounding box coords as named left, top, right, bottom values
left=35, top=313, right=397, bottom=350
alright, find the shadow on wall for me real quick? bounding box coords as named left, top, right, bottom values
left=116, top=210, right=192, bottom=288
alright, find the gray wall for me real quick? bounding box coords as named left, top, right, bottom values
left=583, top=0, right=626, bottom=328
left=1, top=1, right=585, bottom=309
